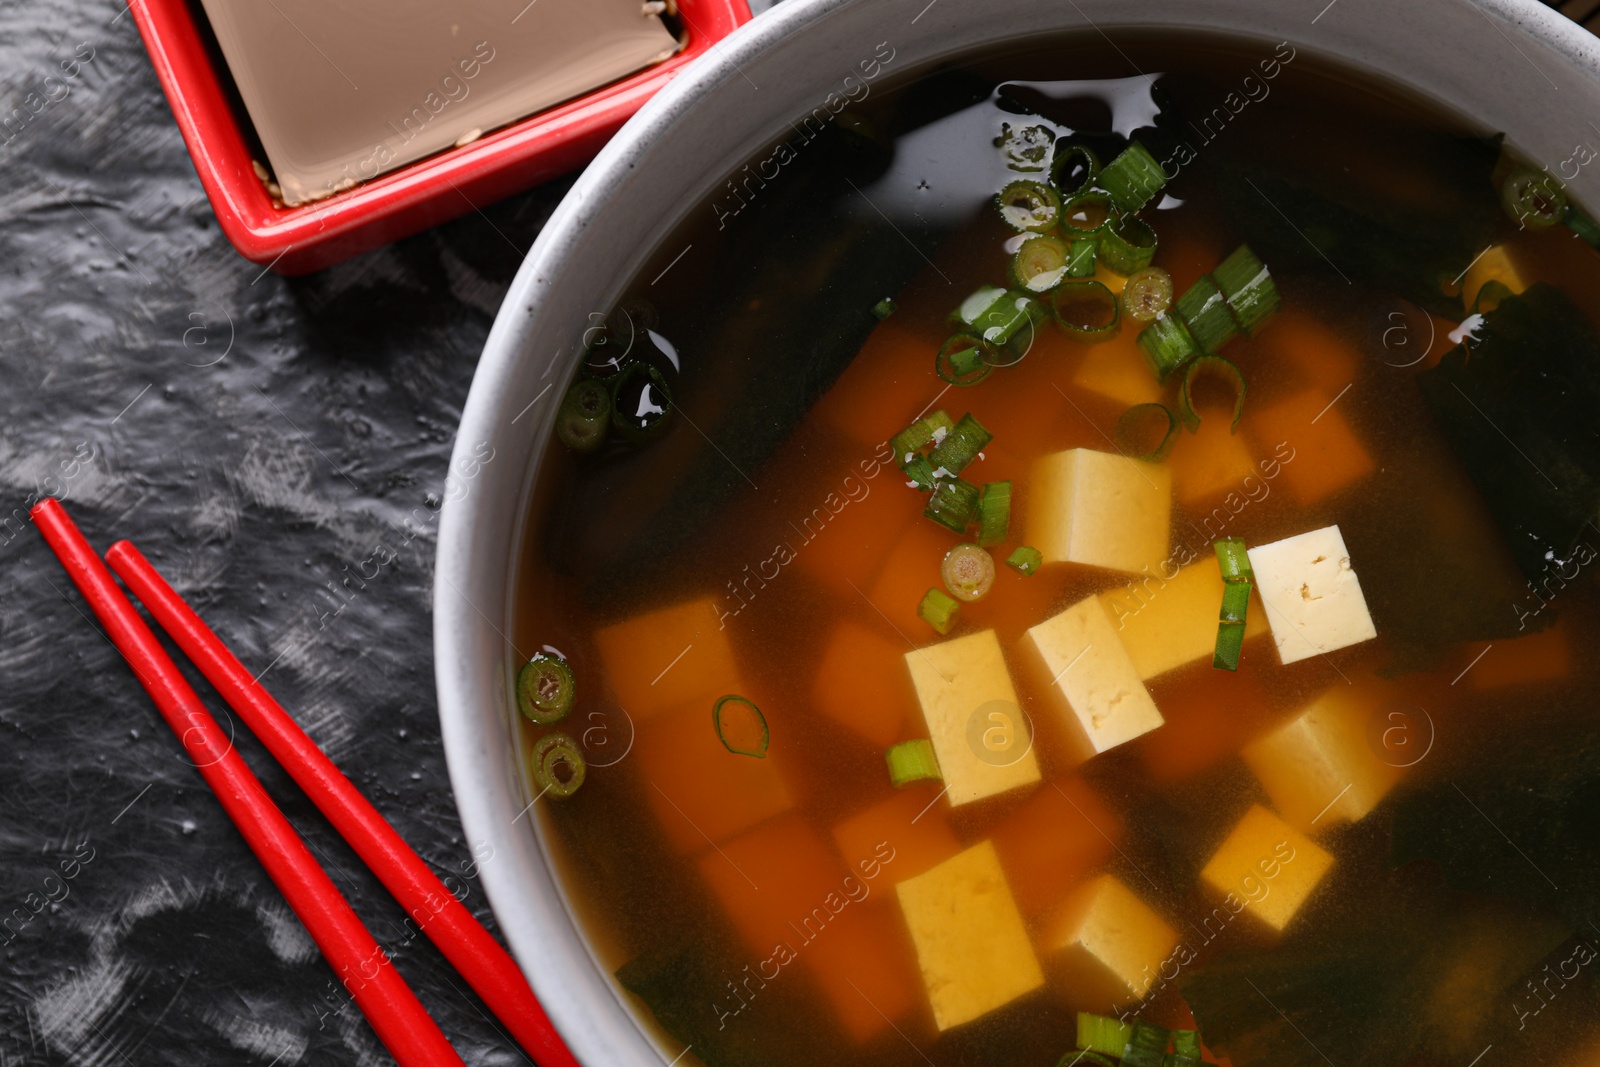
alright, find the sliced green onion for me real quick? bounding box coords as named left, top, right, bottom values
left=886, top=738, right=942, bottom=786
left=977, top=481, right=1011, bottom=547
left=971, top=290, right=1045, bottom=347
left=517, top=653, right=576, bottom=725
left=936, top=335, right=994, bottom=386
left=1179, top=355, right=1246, bottom=433
left=1115, top=403, right=1179, bottom=462
left=996, top=179, right=1061, bottom=233
left=872, top=297, right=898, bottom=320
left=924, top=409, right=955, bottom=438
left=1007, top=545, right=1043, bottom=577
left=1056, top=1054, right=1117, bottom=1067
left=1060, top=190, right=1118, bottom=236
left=712, top=695, right=770, bottom=758
left=924, top=476, right=979, bottom=533
left=1138, top=312, right=1199, bottom=383
left=556, top=381, right=612, bottom=454
left=1213, top=245, right=1281, bottom=336
left=1077, top=1014, right=1134, bottom=1058
left=1501, top=166, right=1567, bottom=230
left=1097, top=215, right=1159, bottom=275
left=1051, top=143, right=1101, bottom=197
left=1122, top=1019, right=1172, bottom=1067
left=1214, top=618, right=1246, bottom=672
left=917, top=586, right=961, bottom=634
left=1121, top=266, right=1174, bottom=323
left=1050, top=280, right=1120, bottom=343
left=610, top=362, right=674, bottom=442
left=903, top=454, right=938, bottom=491
left=942, top=543, right=996, bottom=602
left=952, top=285, right=1008, bottom=329
left=1214, top=536, right=1254, bottom=583
left=1011, top=234, right=1070, bottom=293
left=928, top=413, right=992, bottom=475
left=1066, top=238, right=1098, bottom=278
left=1171, top=1030, right=1201, bottom=1060
left=1175, top=273, right=1241, bottom=354
left=1097, top=141, right=1167, bottom=213
left=890, top=411, right=946, bottom=460
left=531, top=732, right=586, bottom=799
left=1565, top=203, right=1600, bottom=248
left=1220, top=579, right=1252, bottom=624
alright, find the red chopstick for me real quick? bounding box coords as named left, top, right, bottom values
left=32, top=500, right=467, bottom=1067
left=105, top=538, right=578, bottom=1067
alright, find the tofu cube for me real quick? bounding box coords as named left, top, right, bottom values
left=1169, top=416, right=1259, bottom=504
left=1249, top=392, right=1374, bottom=505
left=1027, top=448, right=1172, bottom=574
left=991, top=777, right=1121, bottom=916
left=1248, top=525, right=1377, bottom=665
left=832, top=790, right=962, bottom=886
left=904, top=631, right=1041, bottom=807
left=1043, top=874, right=1179, bottom=1007
left=1200, top=804, right=1334, bottom=932
left=896, top=841, right=1044, bottom=1030
left=1019, top=595, right=1164, bottom=758
left=814, top=621, right=915, bottom=749
left=1241, top=684, right=1401, bottom=832
left=593, top=598, right=740, bottom=720
left=1100, top=554, right=1269, bottom=680
left=1071, top=331, right=1164, bottom=408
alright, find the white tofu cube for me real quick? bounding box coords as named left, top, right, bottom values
left=1020, top=595, right=1164, bottom=758
left=896, top=841, right=1044, bottom=1030
left=1242, top=683, right=1401, bottom=832
left=905, top=631, right=1041, bottom=807
left=1247, top=525, right=1377, bottom=665
left=1043, top=874, right=1179, bottom=1007
left=1100, top=555, right=1270, bottom=680
left=1028, top=448, right=1171, bottom=574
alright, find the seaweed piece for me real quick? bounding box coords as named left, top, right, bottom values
left=1416, top=284, right=1600, bottom=588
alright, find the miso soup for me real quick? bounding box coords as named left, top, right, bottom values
left=511, top=31, right=1600, bottom=1067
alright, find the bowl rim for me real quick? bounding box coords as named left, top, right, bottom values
left=437, top=2, right=1600, bottom=1064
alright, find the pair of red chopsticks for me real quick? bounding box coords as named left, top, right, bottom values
left=32, top=499, right=578, bottom=1067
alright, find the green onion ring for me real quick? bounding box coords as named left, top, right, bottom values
left=517, top=653, right=576, bottom=725
left=1051, top=143, right=1101, bottom=197
left=935, top=335, right=995, bottom=386
left=531, top=732, right=587, bottom=799
left=1059, top=190, right=1118, bottom=236
left=1501, top=166, right=1567, bottom=230
left=712, top=695, right=770, bottom=758
left=1179, top=355, right=1247, bottom=434
left=1115, top=403, right=1179, bottom=462
left=1049, top=280, right=1120, bottom=343
left=996, top=180, right=1061, bottom=233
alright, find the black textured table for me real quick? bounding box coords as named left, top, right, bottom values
left=1, top=1, right=1593, bottom=1066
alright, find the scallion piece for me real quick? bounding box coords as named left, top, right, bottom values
left=1066, top=238, right=1098, bottom=278
left=936, top=335, right=995, bottom=386
left=1007, top=545, right=1043, bottom=576
left=1215, top=536, right=1254, bottom=583
left=1050, top=280, right=1120, bottom=343
left=977, top=481, right=1011, bottom=547
left=1011, top=234, right=1070, bottom=293
left=903, top=453, right=938, bottom=491
left=928, top=413, right=992, bottom=475
left=924, top=476, right=979, bottom=533
left=1097, top=215, right=1158, bottom=275
left=1168, top=1029, right=1202, bottom=1067
left=885, top=738, right=942, bottom=786
left=942, top=543, right=996, bottom=602
left=1077, top=1013, right=1134, bottom=1058
left=996, top=179, right=1061, bottom=233
left=1179, top=355, right=1246, bottom=433
left=517, top=653, right=576, bottom=725
left=1121, top=266, right=1174, bottom=324
left=1137, top=312, right=1199, bottom=383
left=713, top=695, right=770, bottom=758
left=1566, top=203, right=1600, bottom=248
left=872, top=297, right=898, bottom=320
left=555, top=380, right=612, bottom=454
left=890, top=411, right=947, bottom=459
left=1213, top=244, right=1281, bottom=336
left=1214, top=618, right=1247, bottom=672
left=1051, top=143, right=1101, bottom=197
left=1175, top=273, right=1241, bottom=354
left=610, top=362, right=674, bottom=443
left=1060, top=190, right=1117, bottom=236
left=1220, top=578, right=1252, bottom=624
left=971, top=290, right=1046, bottom=348
left=917, top=586, right=961, bottom=635
left=1097, top=140, right=1166, bottom=213
left=1115, top=403, right=1179, bottom=462
left=1501, top=165, right=1567, bottom=230
left=952, top=285, right=1008, bottom=329
left=531, top=732, right=586, bottom=799
left=1122, top=1020, right=1172, bottom=1067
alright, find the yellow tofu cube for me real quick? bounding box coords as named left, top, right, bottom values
left=904, top=631, right=1041, bottom=807
left=1027, top=448, right=1172, bottom=575
left=592, top=598, right=740, bottom=721
left=1071, top=332, right=1163, bottom=408
left=1462, top=244, right=1528, bottom=313
left=1169, top=417, right=1258, bottom=504
left=1241, top=684, right=1402, bottom=832
left=1043, top=874, right=1179, bottom=1007
left=1200, top=804, right=1334, bottom=932
left=896, top=841, right=1044, bottom=1030
left=1020, top=595, right=1163, bottom=758
left=1100, top=555, right=1269, bottom=680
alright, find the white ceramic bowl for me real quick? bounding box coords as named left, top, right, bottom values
left=436, top=3, right=1600, bottom=1064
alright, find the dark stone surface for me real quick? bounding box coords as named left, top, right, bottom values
left=0, top=6, right=572, bottom=1065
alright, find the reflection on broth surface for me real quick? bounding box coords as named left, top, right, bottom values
left=511, top=31, right=1600, bottom=1067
